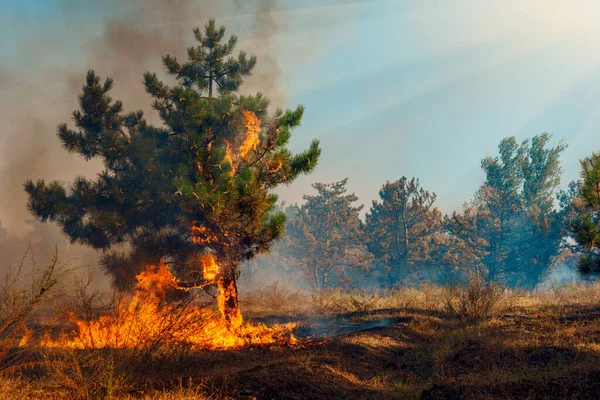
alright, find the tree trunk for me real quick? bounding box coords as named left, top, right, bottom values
left=312, top=256, right=321, bottom=291
left=208, top=47, right=213, bottom=98
left=217, top=268, right=243, bottom=330
left=386, top=267, right=395, bottom=291
left=401, top=209, right=410, bottom=273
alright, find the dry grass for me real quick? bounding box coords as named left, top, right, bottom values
left=442, top=273, right=507, bottom=321
left=0, top=376, right=212, bottom=399
left=4, top=276, right=600, bottom=399
left=241, top=282, right=307, bottom=315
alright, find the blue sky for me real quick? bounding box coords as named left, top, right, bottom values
left=3, top=0, right=600, bottom=218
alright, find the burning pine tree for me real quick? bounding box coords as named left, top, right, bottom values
left=24, top=19, right=320, bottom=338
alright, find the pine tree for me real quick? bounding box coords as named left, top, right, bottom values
left=477, top=136, right=525, bottom=281
left=571, top=152, right=600, bottom=278
left=515, top=133, right=568, bottom=287
left=442, top=206, right=491, bottom=278
left=24, top=19, right=320, bottom=324
left=447, top=134, right=567, bottom=287
left=283, top=179, right=371, bottom=291
left=364, top=177, right=442, bottom=288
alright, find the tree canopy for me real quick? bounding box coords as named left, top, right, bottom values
left=571, top=152, right=600, bottom=278
left=364, top=177, right=442, bottom=288
left=446, top=133, right=567, bottom=288
left=24, top=19, right=321, bottom=303
left=283, top=179, right=371, bottom=290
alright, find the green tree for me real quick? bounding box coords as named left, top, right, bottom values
left=477, top=136, right=525, bottom=281
left=364, top=177, right=443, bottom=288
left=514, top=134, right=568, bottom=287
left=571, top=152, right=600, bottom=278
left=440, top=206, right=491, bottom=278
left=24, top=19, right=320, bottom=325
left=284, top=179, right=371, bottom=291
left=447, top=133, right=567, bottom=287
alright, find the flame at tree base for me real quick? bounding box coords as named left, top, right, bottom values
left=37, top=261, right=297, bottom=351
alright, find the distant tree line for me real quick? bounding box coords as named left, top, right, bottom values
left=250, top=132, right=600, bottom=291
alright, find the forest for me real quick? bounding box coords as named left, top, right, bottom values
left=242, top=133, right=600, bottom=293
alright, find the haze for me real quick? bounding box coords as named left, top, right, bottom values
left=2, top=0, right=600, bottom=234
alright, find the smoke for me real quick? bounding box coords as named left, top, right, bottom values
left=235, top=0, right=287, bottom=107
left=0, top=0, right=288, bottom=270
left=537, top=262, right=580, bottom=291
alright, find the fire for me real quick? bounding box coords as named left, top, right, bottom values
left=18, top=326, right=32, bottom=347
left=223, top=111, right=261, bottom=175
left=191, top=222, right=218, bottom=245
left=267, top=158, right=283, bottom=173
left=36, top=260, right=296, bottom=350
left=200, top=253, right=219, bottom=281
left=29, top=110, right=293, bottom=351
left=240, top=110, right=261, bottom=159
left=224, top=140, right=236, bottom=175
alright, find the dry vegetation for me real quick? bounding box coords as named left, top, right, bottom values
left=3, top=263, right=600, bottom=399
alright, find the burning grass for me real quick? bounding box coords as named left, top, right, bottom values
left=35, top=261, right=296, bottom=351
left=4, top=268, right=600, bottom=399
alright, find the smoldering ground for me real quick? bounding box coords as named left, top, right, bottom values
left=0, top=0, right=291, bottom=277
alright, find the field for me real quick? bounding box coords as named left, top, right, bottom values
left=3, top=276, right=600, bottom=400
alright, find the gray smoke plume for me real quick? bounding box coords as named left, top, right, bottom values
left=0, top=0, right=287, bottom=272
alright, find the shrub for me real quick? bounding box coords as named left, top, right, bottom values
left=443, top=272, right=505, bottom=322
left=0, top=247, right=70, bottom=369
left=244, top=282, right=304, bottom=314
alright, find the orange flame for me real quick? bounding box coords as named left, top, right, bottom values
left=18, top=326, right=32, bottom=347
left=224, top=140, right=236, bottom=175
left=200, top=253, right=219, bottom=282
left=36, top=259, right=296, bottom=350
left=240, top=110, right=261, bottom=160
left=223, top=111, right=262, bottom=176
left=267, top=158, right=283, bottom=173
left=191, top=222, right=218, bottom=245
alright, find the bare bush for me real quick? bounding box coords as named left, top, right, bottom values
left=309, top=289, right=394, bottom=314
left=443, top=273, right=505, bottom=321
left=309, top=289, right=346, bottom=314
left=242, top=282, right=305, bottom=314
left=331, top=290, right=382, bottom=313
left=0, top=247, right=71, bottom=368
left=344, top=291, right=381, bottom=313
